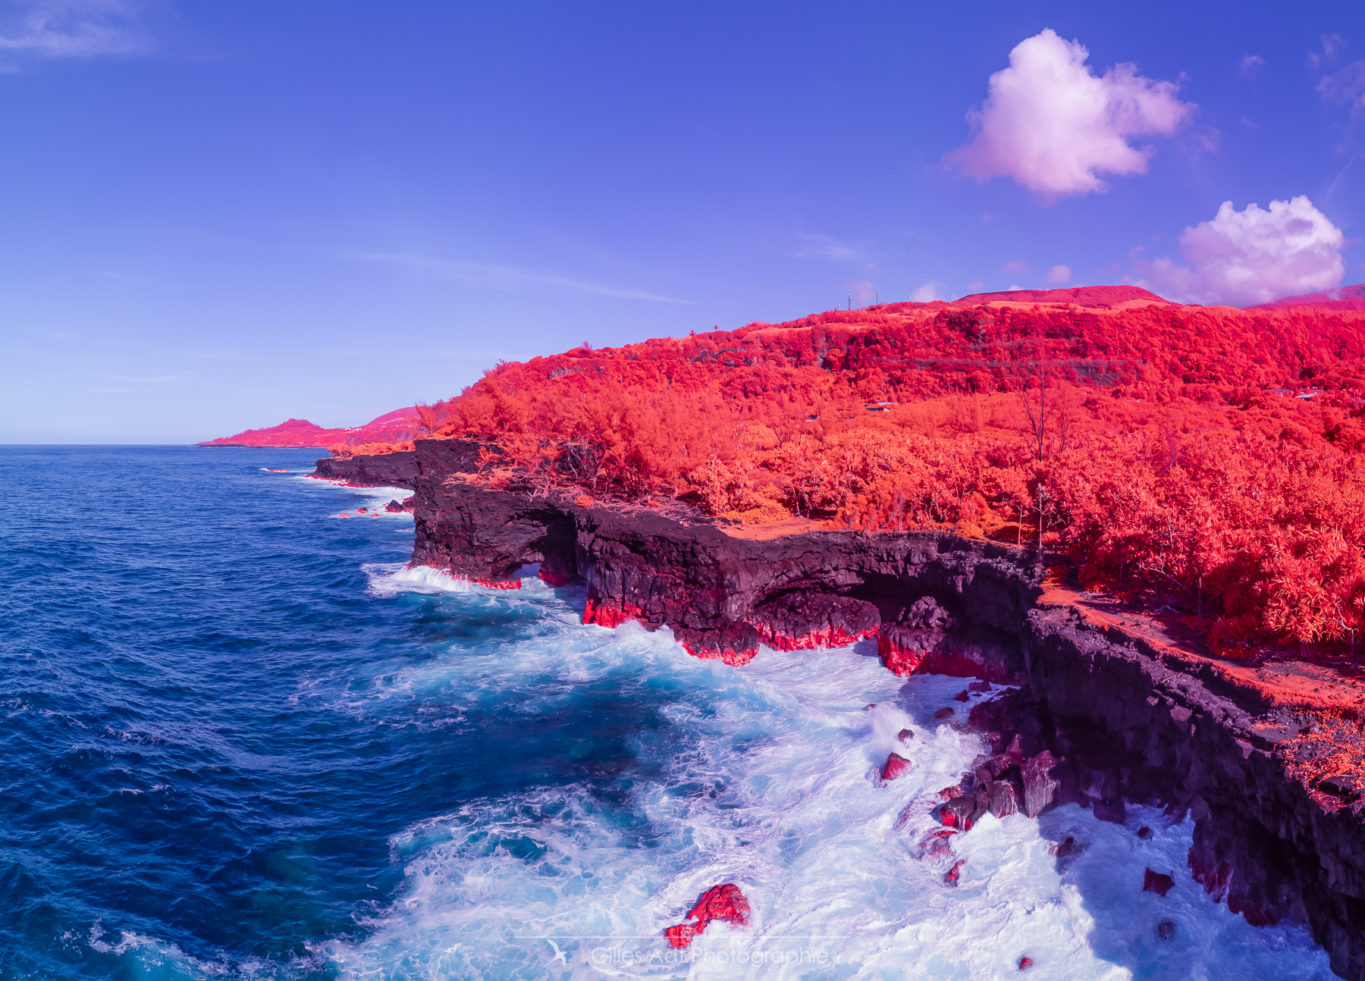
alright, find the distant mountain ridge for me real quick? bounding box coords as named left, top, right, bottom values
left=201, top=282, right=1365, bottom=448
left=200, top=407, right=421, bottom=448
left=1251, top=283, right=1365, bottom=311
left=953, top=285, right=1170, bottom=307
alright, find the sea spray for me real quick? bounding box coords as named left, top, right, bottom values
left=326, top=571, right=1333, bottom=980
left=0, top=448, right=1334, bottom=979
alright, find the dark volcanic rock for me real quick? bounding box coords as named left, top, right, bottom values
left=940, top=794, right=981, bottom=831
left=881, top=753, right=912, bottom=783
left=1144, top=869, right=1176, bottom=897
left=1021, top=752, right=1060, bottom=818
left=1092, top=795, right=1127, bottom=825
left=664, top=882, right=751, bottom=949
left=1050, top=836, right=1083, bottom=862
left=989, top=780, right=1020, bottom=818
left=313, top=450, right=418, bottom=488
left=388, top=438, right=1365, bottom=980
left=410, top=438, right=1038, bottom=656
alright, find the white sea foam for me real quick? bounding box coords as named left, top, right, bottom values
left=294, top=475, right=414, bottom=520
left=317, top=601, right=1336, bottom=981
left=86, top=923, right=260, bottom=977
left=362, top=563, right=477, bottom=598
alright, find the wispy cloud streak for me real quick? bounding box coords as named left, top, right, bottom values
left=0, top=0, right=152, bottom=59
left=350, top=252, right=692, bottom=304
left=793, top=232, right=866, bottom=263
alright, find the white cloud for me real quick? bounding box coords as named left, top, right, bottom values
left=946, top=29, right=1194, bottom=197
left=1309, top=34, right=1365, bottom=148
left=1317, top=59, right=1365, bottom=109
left=1044, top=264, right=1071, bottom=286
left=349, top=252, right=691, bottom=304
left=1240, top=54, right=1264, bottom=78
left=1138, top=196, right=1344, bottom=306
left=0, top=0, right=151, bottom=59
left=1002, top=259, right=1029, bottom=274
left=844, top=280, right=877, bottom=306
left=1309, top=34, right=1346, bottom=70
left=909, top=281, right=942, bottom=303
left=795, top=232, right=866, bottom=263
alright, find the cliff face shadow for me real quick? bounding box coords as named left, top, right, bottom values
left=852, top=636, right=881, bottom=659
left=1033, top=805, right=1199, bottom=979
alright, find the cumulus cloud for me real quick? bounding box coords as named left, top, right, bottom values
left=946, top=29, right=1194, bottom=197
left=1044, top=264, right=1071, bottom=286
left=1139, top=196, right=1344, bottom=306
left=910, top=281, right=942, bottom=303
left=1002, top=259, right=1029, bottom=274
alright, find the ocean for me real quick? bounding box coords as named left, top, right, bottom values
left=0, top=446, right=1337, bottom=979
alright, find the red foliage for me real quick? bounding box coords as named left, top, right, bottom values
left=954, top=285, right=1169, bottom=307
left=302, top=290, right=1365, bottom=659
left=1252, top=283, right=1365, bottom=312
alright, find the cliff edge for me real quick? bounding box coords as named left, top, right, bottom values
left=319, top=442, right=1365, bottom=979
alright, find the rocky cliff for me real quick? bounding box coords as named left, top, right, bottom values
left=324, top=438, right=1365, bottom=979
left=312, top=450, right=419, bottom=489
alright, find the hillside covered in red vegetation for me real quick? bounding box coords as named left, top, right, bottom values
left=954, top=285, right=1170, bottom=307
left=1254, top=284, right=1365, bottom=312
left=200, top=407, right=421, bottom=449
left=405, top=286, right=1365, bottom=659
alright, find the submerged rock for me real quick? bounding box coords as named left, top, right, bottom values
left=1144, top=869, right=1175, bottom=897
left=664, top=882, right=751, bottom=949
left=1021, top=752, right=1059, bottom=818
left=881, top=752, right=912, bottom=783
left=988, top=780, right=1019, bottom=818
left=1049, top=836, right=1084, bottom=862
left=407, top=446, right=1365, bottom=979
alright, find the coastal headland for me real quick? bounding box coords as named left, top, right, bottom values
left=315, top=440, right=1365, bottom=980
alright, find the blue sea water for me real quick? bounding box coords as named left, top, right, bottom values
left=0, top=446, right=1339, bottom=980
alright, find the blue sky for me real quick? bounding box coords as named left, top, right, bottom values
left=3, top=0, right=1364, bottom=442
